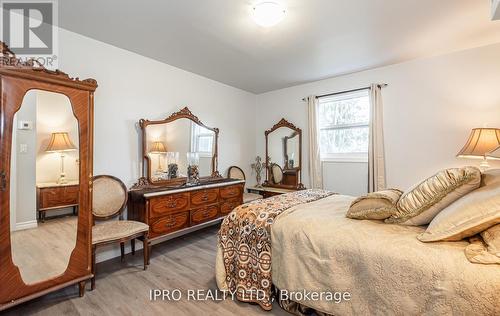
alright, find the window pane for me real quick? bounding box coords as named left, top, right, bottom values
left=318, top=92, right=369, bottom=127
left=197, top=136, right=213, bottom=153
left=320, top=127, right=369, bottom=154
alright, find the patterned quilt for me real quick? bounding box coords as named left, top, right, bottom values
left=217, top=189, right=335, bottom=310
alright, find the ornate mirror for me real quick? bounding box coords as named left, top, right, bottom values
left=139, top=107, right=220, bottom=187
left=264, top=118, right=304, bottom=189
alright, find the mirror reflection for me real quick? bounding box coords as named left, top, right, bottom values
left=268, top=126, right=301, bottom=178
left=146, top=118, right=215, bottom=182
left=10, top=89, right=79, bottom=284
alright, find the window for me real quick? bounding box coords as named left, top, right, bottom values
left=190, top=122, right=214, bottom=156
left=318, top=89, right=370, bottom=161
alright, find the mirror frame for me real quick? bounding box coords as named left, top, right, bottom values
left=263, top=118, right=304, bottom=190
left=0, top=43, right=97, bottom=309
left=139, top=107, right=221, bottom=187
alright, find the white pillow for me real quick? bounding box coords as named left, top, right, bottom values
left=418, top=169, right=500, bottom=242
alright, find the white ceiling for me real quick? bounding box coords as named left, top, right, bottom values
left=59, top=0, right=500, bottom=93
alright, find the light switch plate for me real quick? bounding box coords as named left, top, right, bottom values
left=19, top=144, right=28, bottom=154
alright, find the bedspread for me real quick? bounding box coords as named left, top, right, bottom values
left=272, top=194, right=500, bottom=315
left=217, top=189, right=334, bottom=310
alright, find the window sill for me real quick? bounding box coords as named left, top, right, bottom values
left=321, top=157, right=368, bottom=163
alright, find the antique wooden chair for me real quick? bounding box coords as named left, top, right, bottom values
left=91, top=175, right=149, bottom=290
left=227, top=166, right=263, bottom=203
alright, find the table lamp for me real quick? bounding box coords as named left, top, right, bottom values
left=457, top=128, right=500, bottom=170
left=150, top=141, right=167, bottom=172
left=486, top=145, right=500, bottom=160
left=45, top=132, right=77, bottom=184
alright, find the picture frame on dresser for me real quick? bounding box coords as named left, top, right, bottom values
left=129, top=107, right=244, bottom=251
left=0, top=42, right=97, bottom=311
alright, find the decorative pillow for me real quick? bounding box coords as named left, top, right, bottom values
left=385, top=166, right=481, bottom=226
left=418, top=169, right=500, bottom=242
left=346, top=189, right=403, bottom=220
left=464, top=235, right=500, bottom=265
left=482, top=224, right=500, bottom=256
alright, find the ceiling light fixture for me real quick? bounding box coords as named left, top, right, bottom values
left=252, top=2, right=286, bottom=27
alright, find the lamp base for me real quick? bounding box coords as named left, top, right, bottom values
left=58, top=173, right=68, bottom=184
left=479, top=158, right=490, bottom=171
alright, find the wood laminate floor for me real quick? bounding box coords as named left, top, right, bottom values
left=11, top=216, right=77, bottom=284
left=4, top=225, right=289, bottom=316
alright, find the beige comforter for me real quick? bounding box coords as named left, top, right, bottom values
left=217, top=194, right=500, bottom=315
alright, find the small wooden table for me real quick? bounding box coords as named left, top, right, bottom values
left=36, top=181, right=79, bottom=222
left=247, top=186, right=297, bottom=199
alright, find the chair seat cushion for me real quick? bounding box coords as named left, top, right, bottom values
left=244, top=192, right=263, bottom=203
left=92, top=220, right=149, bottom=244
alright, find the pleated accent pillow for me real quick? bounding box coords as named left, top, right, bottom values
left=418, top=169, right=500, bottom=242
left=386, top=166, right=481, bottom=226
left=346, top=189, right=403, bottom=220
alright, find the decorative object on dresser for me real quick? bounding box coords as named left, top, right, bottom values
left=250, top=156, right=264, bottom=187
left=91, top=175, right=149, bottom=290
left=263, top=118, right=305, bottom=190
left=0, top=41, right=97, bottom=311
left=36, top=181, right=79, bottom=222
left=129, top=107, right=243, bottom=252
left=227, top=166, right=263, bottom=203
left=44, top=132, right=77, bottom=184
left=457, top=128, right=500, bottom=170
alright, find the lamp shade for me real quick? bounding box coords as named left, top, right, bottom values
left=487, top=145, right=500, bottom=160
left=150, top=141, right=167, bottom=153
left=45, top=132, right=77, bottom=152
left=457, top=128, right=500, bottom=159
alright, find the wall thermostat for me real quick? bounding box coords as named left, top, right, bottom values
left=18, top=120, right=33, bottom=130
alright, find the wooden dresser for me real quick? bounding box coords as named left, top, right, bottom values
left=36, top=181, right=79, bottom=222
left=128, top=179, right=244, bottom=244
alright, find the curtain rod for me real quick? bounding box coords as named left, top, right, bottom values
left=301, top=83, right=388, bottom=102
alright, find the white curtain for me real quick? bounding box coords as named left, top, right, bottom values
left=368, top=84, right=387, bottom=192
left=308, top=96, right=323, bottom=189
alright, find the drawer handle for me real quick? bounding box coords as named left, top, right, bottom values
left=202, top=210, right=211, bottom=218
left=168, top=201, right=178, bottom=208
left=165, top=219, right=176, bottom=228
left=0, top=171, right=6, bottom=192
left=201, top=194, right=209, bottom=201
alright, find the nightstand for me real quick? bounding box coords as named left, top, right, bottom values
left=247, top=186, right=297, bottom=199
left=36, top=181, right=79, bottom=222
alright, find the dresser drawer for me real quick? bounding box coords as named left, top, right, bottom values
left=39, top=185, right=79, bottom=209
left=149, top=193, right=189, bottom=218
left=220, top=198, right=241, bottom=215
left=190, top=206, right=219, bottom=225
left=220, top=185, right=242, bottom=200
left=150, top=211, right=190, bottom=238
left=190, top=189, right=219, bottom=206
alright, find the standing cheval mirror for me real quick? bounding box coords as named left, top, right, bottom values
left=0, top=43, right=97, bottom=310
left=264, top=118, right=304, bottom=190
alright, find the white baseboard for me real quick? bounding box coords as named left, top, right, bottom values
left=15, top=220, right=38, bottom=231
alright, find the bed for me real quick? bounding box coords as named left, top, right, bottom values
left=216, top=191, right=500, bottom=315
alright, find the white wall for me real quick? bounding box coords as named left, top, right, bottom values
left=58, top=29, right=257, bottom=188
left=12, top=92, right=37, bottom=227
left=55, top=29, right=256, bottom=261
left=256, top=43, right=500, bottom=194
